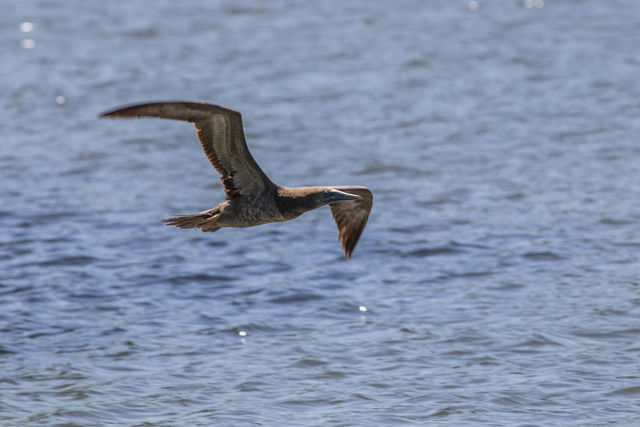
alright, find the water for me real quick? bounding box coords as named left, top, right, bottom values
left=2, top=0, right=640, bottom=425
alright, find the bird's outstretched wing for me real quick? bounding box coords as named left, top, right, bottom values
left=99, top=101, right=275, bottom=198
left=328, top=186, right=373, bottom=258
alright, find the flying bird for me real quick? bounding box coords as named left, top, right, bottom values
left=98, top=101, right=372, bottom=258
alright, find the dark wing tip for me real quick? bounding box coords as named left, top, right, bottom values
left=339, top=218, right=368, bottom=259
left=330, top=188, right=372, bottom=259
left=97, top=110, right=114, bottom=119
left=97, top=104, right=147, bottom=120
left=97, top=101, right=167, bottom=119
left=98, top=100, right=242, bottom=121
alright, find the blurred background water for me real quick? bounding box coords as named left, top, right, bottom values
left=2, top=0, right=640, bottom=425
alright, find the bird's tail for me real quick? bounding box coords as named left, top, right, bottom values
left=163, top=209, right=221, bottom=232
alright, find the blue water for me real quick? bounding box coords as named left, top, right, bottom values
left=2, top=1, right=640, bottom=425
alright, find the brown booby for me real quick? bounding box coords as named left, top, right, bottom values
left=99, top=101, right=372, bottom=258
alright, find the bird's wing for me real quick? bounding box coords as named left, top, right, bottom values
left=328, top=186, right=373, bottom=258
left=99, top=101, right=275, bottom=198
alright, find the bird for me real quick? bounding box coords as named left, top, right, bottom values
left=98, top=101, right=372, bottom=258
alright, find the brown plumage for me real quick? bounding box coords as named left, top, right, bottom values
left=98, top=101, right=372, bottom=258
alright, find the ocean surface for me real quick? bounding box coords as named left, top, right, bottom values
left=2, top=0, right=640, bottom=425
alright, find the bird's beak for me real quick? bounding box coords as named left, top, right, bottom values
left=322, top=189, right=362, bottom=204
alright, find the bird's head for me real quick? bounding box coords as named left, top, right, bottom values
left=276, top=187, right=362, bottom=219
